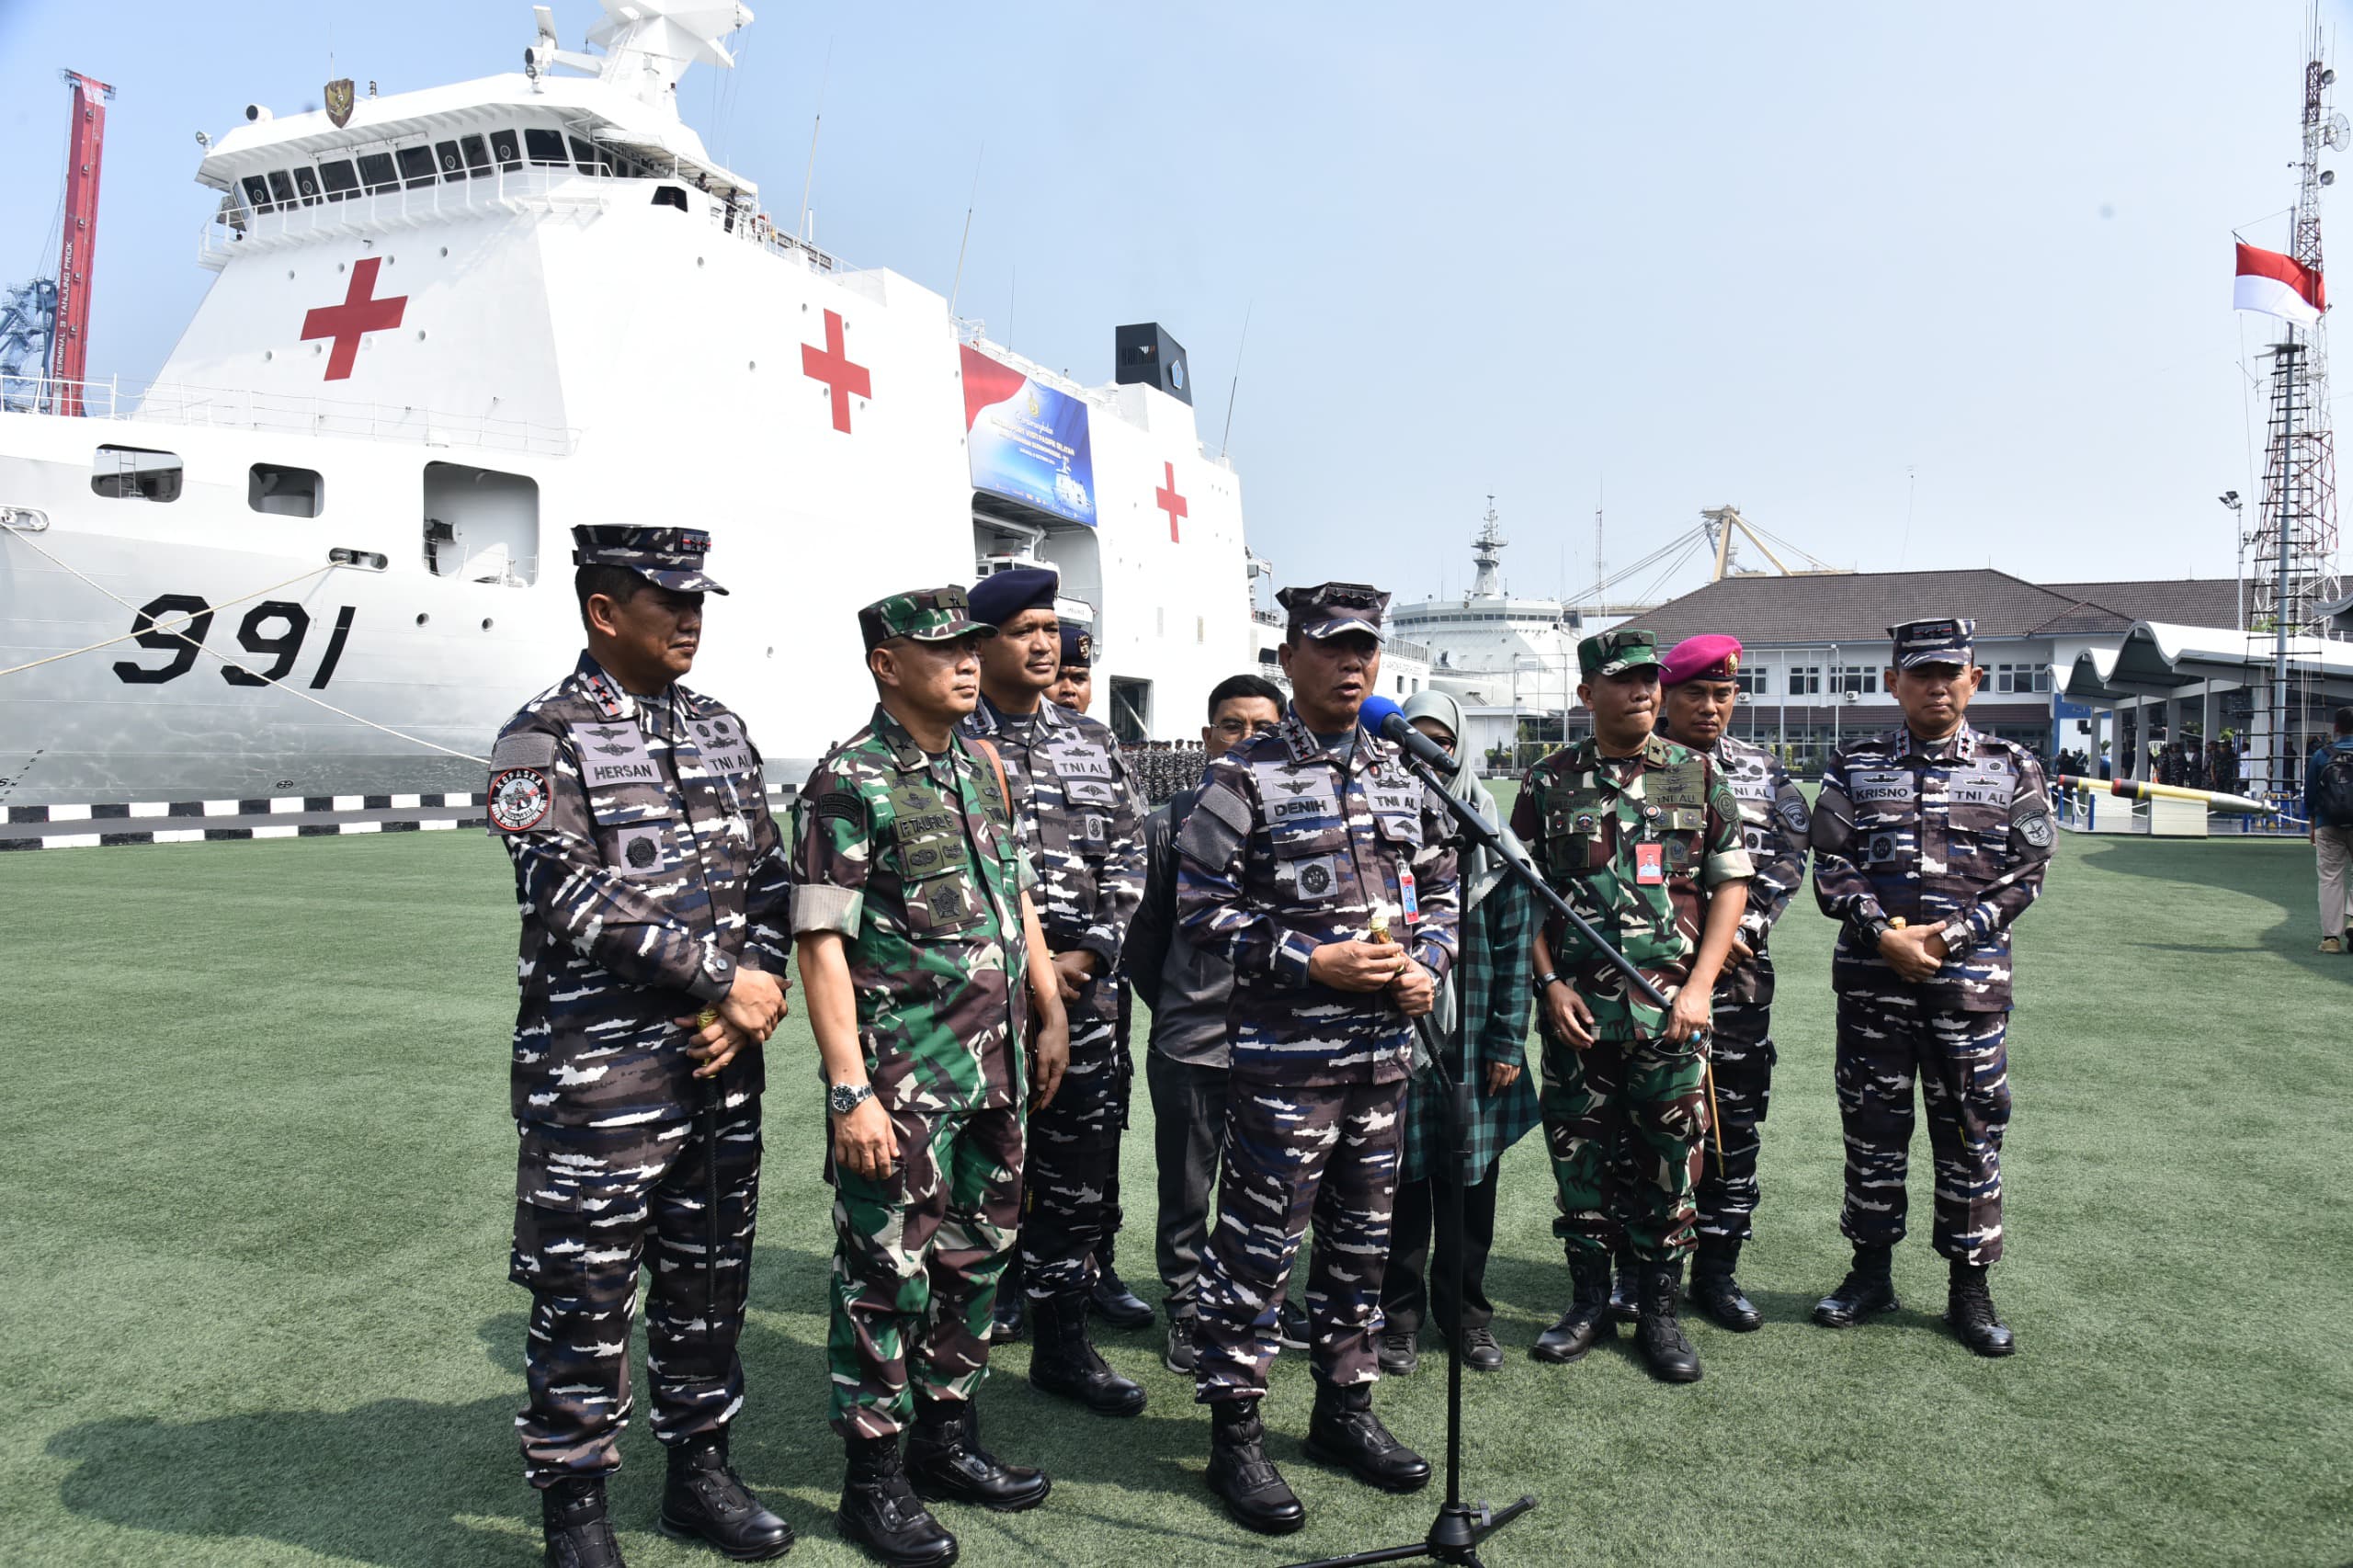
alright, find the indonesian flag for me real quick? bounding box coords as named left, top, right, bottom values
left=2235, top=240, right=2325, bottom=324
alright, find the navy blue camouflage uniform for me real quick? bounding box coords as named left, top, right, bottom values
left=1176, top=706, right=1460, bottom=1401
left=492, top=644, right=790, bottom=1487
left=1811, top=619, right=2053, bottom=1267
left=1690, top=731, right=1811, bottom=1244
left=960, top=692, right=1146, bottom=1301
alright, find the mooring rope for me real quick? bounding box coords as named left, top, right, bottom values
left=3, top=527, right=493, bottom=767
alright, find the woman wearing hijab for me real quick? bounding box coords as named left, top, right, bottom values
left=1377, top=690, right=1541, bottom=1373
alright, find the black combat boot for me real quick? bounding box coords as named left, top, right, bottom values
left=1608, top=1246, right=1641, bottom=1326
left=1634, top=1260, right=1703, bottom=1383
left=1205, top=1399, right=1305, bottom=1535
left=658, top=1433, right=794, bottom=1561
left=1277, top=1297, right=1311, bottom=1350
left=1689, top=1237, right=1763, bottom=1333
left=542, top=1477, right=627, bottom=1568
left=1028, top=1290, right=1147, bottom=1415
left=905, top=1395, right=1051, bottom=1513
left=1531, top=1254, right=1615, bottom=1364
left=837, top=1435, right=958, bottom=1568
left=1303, top=1381, right=1432, bottom=1494
left=1947, top=1262, right=2018, bottom=1358
left=1813, top=1244, right=1901, bottom=1328
left=1086, top=1243, right=1153, bottom=1327
left=988, top=1258, right=1026, bottom=1345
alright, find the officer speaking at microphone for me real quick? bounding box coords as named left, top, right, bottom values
left=1176, top=581, right=1458, bottom=1535
left=488, top=526, right=794, bottom=1568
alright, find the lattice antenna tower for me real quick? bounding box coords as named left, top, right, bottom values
left=2252, top=22, right=2345, bottom=646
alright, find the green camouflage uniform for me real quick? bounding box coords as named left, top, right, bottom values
left=790, top=587, right=1040, bottom=1439
left=1511, top=630, right=1753, bottom=1265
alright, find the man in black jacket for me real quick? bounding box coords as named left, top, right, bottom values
left=1122, top=674, right=1303, bottom=1374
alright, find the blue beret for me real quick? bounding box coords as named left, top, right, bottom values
left=1059, top=623, right=1093, bottom=668
left=968, top=565, right=1060, bottom=627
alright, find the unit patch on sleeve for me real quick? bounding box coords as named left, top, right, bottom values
left=488, top=767, right=553, bottom=834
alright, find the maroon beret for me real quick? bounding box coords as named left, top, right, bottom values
left=1660, top=633, right=1743, bottom=687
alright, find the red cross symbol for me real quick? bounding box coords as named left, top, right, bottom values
left=1154, top=461, right=1188, bottom=542
left=801, top=308, right=871, bottom=433
left=301, top=256, right=407, bottom=381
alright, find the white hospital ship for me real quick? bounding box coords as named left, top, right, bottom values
left=0, top=1, right=1255, bottom=806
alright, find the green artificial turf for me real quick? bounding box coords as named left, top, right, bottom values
left=1, top=826, right=2347, bottom=1566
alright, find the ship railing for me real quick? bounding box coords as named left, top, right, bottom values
left=0, top=374, right=579, bottom=457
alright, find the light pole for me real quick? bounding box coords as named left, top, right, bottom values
left=2221, top=491, right=2245, bottom=631
left=1830, top=640, right=1842, bottom=755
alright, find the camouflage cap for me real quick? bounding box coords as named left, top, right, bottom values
left=571, top=525, right=728, bottom=594
left=858, top=585, right=997, bottom=652
left=1889, top=616, right=1976, bottom=670
left=1278, top=581, right=1390, bottom=642
left=1579, top=627, right=1664, bottom=677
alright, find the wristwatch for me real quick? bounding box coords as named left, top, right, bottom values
left=827, top=1081, right=876, bottom=1118
left=1532, top=970, right=1562, bottom=995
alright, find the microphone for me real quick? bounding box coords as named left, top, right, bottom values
left=1379, top=709, right=1455, bottom=773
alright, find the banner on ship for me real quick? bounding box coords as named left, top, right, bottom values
left=961, top=344, right=1097, bottom=527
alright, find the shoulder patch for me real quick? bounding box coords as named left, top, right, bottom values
left=487, top=767, right=553, bottom=834
left=2017, top=810, right=2054, bottom=848
left=491, top=730, right=558, bottom=770
left=814, top=791, right=863, bottom=825
left=1198, top=778, right=1254, bottom=835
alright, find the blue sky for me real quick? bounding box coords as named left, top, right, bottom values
left=0, top=1, right=2339, bottom=604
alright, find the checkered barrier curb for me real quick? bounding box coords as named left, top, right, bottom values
left=0, top=793, right=486, bottom=850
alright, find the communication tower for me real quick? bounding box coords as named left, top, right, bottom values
left=2250, top=24, right=2346, bottom=789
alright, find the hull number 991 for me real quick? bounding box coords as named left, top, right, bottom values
left=111, top=593, right=358, bottom=689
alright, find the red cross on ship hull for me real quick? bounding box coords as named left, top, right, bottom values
left=301, top=256, right=407, bottom=381
left=801, top=308, right=871, bottom=433
left=1155, top=462, right=1188, bottom=542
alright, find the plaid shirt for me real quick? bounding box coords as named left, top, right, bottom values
left=1401, top=871, right=1541, bottom=1185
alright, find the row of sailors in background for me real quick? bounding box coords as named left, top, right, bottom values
left=484, top=526, right=2051, bottom=1566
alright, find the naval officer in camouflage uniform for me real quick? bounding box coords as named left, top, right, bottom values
left=958, top=568, right=1150, bottom=1415
left=1176, top=582, right=1457, bottom=1534
left=1514, top=628, right=1752, bottom=1384
left=1810, top=617, right=2052, bottom=1358
left=791, top=586, right=1072, bottom=1568
left=490, top=526, right=794, bottom=1568
left=1655, top=633, right=1811, bottom=1332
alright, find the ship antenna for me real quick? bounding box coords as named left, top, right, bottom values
left=1220, top=301, right=1253, bottom=459
left=798, top=36, right=832, bottom=243
left=949, top=146, right=984, bottom=319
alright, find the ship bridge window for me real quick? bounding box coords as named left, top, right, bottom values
left=292, top=166, right=322, bottom=205
left=526, top=129, right=567, bottom=166
left=91, top=446, right=183, bottom=504
left=241, top=174, right=274, bottom=213
left=266, top=169, right=296, bottom=208
left=459, top=134, right=492, bottom=178
left=358, top=152, right=398, bottom=194
left=569, top=137, right=609, bottom=175
left=249, top=462, right=324, bottom=518
left=434, top=140, right=464, bottom=178
left=318, top=159, right=360, bottom=201
left=490, top=128, right=523, bottom=170
left=397, top=144, right=438, bottom=187
left=423, top=461, right=539, bottom=586
left=653, top=185, right=689, bottom=211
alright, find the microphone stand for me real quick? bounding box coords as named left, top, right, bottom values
left=1285, top=736, right=1672, bottom=1568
